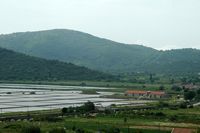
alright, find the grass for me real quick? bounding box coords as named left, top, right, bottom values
left=64, top=116, right=200, bottom=128
left=64, top=120, right=171, bottom=133
left=0, top=80, right=173, bottom=93
left=153, top=107, right=200, bottom=115
left=0, top=120, right=171, bottom=133
left=0, top=107, right=200, bottom=132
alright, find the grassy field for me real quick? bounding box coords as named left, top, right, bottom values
left=0, top=115, right=198, bottom=133
left=0, top=106, right=199, bottom=132
left=0, top=80, right=173, bottom=92
left=0, top=118, right=171, bottom=133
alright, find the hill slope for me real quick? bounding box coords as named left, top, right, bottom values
left=0, top=29, right=200, bottom=74
left=0, top=48, right=113, bottom=80
left=142, top=49, right=200, bottom=74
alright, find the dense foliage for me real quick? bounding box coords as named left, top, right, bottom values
left=184, top=89, right=200, bottom=101
left=62, top=101, right=95, bottom=115
left=0, top=29, right=200, bottom=74
left=21, top=125, right=41, bottom=133
left=0, top=48, right=113, bottom=81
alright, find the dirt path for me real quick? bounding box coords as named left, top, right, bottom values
left=129, top=125, right=172, bottom=131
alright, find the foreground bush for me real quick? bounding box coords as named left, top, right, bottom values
left=49, top=128, right=66, bottom=133
left=21, top=125, right=41, bottom=133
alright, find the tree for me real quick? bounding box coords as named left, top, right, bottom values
left=80, top=82, right=86, bottom=86
left=196, top=89, right=200, bottom=101
left=170, top=78, right=175, bottom=84
left=197, top=89, right=200, bottom=94
left=184, top=91, right=196, bottom=100
left=83, top=101, right=95, bottom=112
left=171, top=85, right=182, bottom=91
left=107, top=127, right=120, bottom=133
left=179, top=102, right=187, bottom=109
left=124, top=117, right=127, bottom=124
left=61, top=107, right=68, bottom=116
left=159, top=85, right=165, bottom=90
left=149, top=74, right=154, bottom=83
left=181, top=77, right=187, bottom=84
left=76, top=128, right=85, bottom=133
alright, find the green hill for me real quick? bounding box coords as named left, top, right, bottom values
left=142, top=49, right=200, bottom=74
left=0, top=29, right=200, bottom=74
left=0, top=48, right=113, bottom=81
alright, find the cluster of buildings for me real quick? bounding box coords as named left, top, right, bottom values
left=125, top=90, right=166, bottom=99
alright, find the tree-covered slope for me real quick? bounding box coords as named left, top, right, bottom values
left=0, top=29, right=200, bottom=74
left=142, top=49, right=200, bottom=74
left=0, top=29, right=158, bottom=73
left=0, top=48, right=113, bottom=81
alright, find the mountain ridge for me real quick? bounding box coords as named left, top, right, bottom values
left=0, top=29, right=200, bottom=74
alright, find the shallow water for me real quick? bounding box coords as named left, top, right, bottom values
left=0, top=84, right=152, bottom=113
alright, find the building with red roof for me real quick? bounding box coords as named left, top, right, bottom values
left=125, top=90, right=166, bottom=99
left=171, top=128, right=196, bottom=133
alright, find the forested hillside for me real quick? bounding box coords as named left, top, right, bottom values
left=0, top=29, right=200, bottom=74
left=0, top=48, right=113, bottom=81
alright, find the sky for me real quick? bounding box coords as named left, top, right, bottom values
left=0, top=0, right=200, bottom=50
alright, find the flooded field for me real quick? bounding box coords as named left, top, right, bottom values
left=0, top=83, right=116, bottom=90
left=0, top=84, right=153, bottom=113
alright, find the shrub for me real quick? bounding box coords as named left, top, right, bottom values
left=72, top=126, right=76, bottom=131
left=171, top=85, right=182, bottom=91
left=21, top=125, right=41, bottom=133
left=155, top=112, right=166, bottom=117
left=30, top=91, right=36, bottom=95
left=159, top=85, right=165, bottom=90
left=188, top=105, right=193, bottom=108
left=62, top=107, right=68, bottom=114
left=158, top=101, right=169, bottom=108
left=184, top=91, right=196, bottom=100
left=83, top=101, right=95, bottom=112
left=179, top=102, right=187, bottom=109
left=34, top=115, right=63, bottom=122
left=106, top=127, right=120, bottom=133
left=3, top=123, right=22, bottom=129
left=197, top=128, right=200, bottom=133
left=81, top=90, right=98, bottom=94
left=49, top=128, right=66, bottom=133
left=76, top=128, right=85, bottom=133
left=169, top=115, right=177, bottom=122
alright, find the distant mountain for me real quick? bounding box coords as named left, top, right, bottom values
left=0, top=29, right=200, bottom=74
left=0, top=48, right=113, bottom=81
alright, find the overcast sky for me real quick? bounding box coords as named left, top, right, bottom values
left=0, top=0, right=200, bottom=50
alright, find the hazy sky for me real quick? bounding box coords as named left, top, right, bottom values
left=0, top=0, right=200, bottom=50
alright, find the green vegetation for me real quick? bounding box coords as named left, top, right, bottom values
left=0, top=48, right=113, bottom=81
left=1, top=28, right=200, bottom=132
left=21, top=125, right=41, bottom=133
left=0, top=98, right=200, bottom=133
left=49, top=128, right=66, bottom=133
left=0, top=29, right=200, bottom=74
left=184, top=89, right=200, bottom=101
left=62, top=101, right=95, bottom=115
left=1, top=105, right=200, bottom=133
left=0, top=121, right=171, bottom=133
